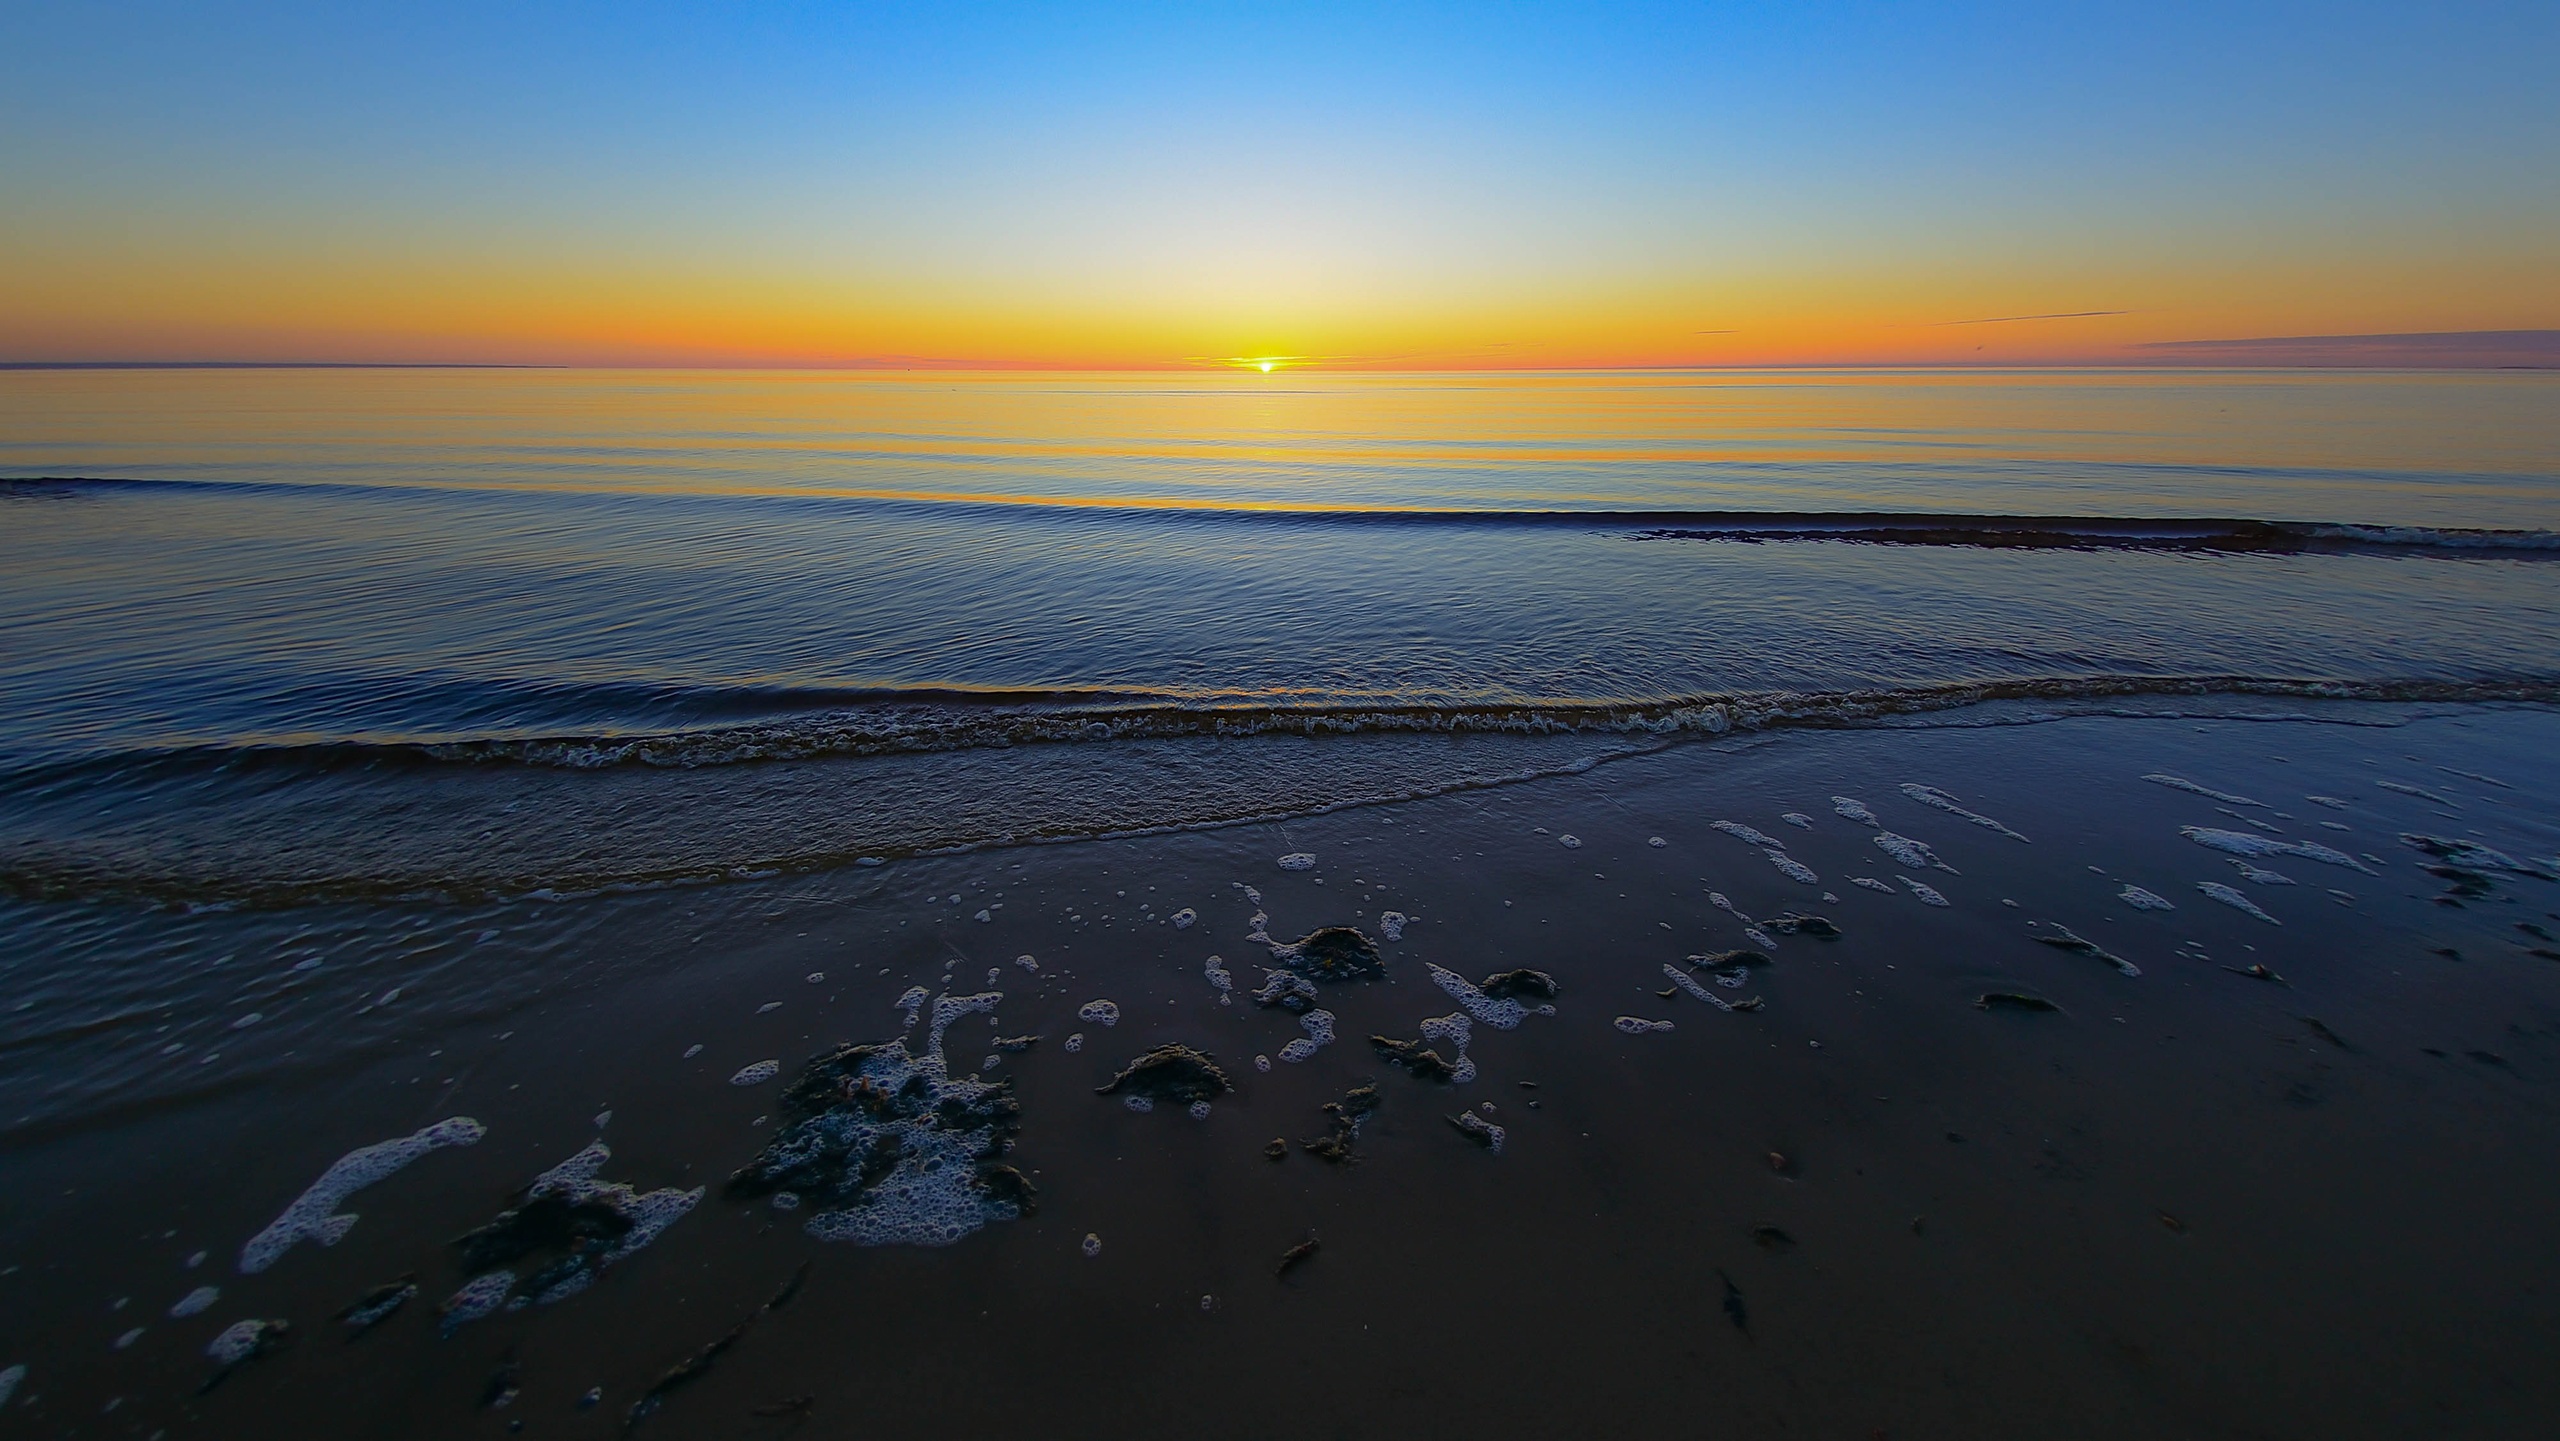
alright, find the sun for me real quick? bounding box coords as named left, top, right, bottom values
left=1258, top=360, right=1274, bottom=373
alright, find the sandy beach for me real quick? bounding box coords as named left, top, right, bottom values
left=5, top=699, right=2555, bottom=1438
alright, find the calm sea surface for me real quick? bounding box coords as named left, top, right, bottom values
left=6, top=371, right=2560, bottom=1439
left=3, top=367, right=2556, bottom=898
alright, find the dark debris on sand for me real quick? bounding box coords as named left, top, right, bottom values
left=1370, top=1034, right=1457, bottom=1081
left=1301, top=1083, right=1381, bottom=1162
left=199, top=1318, right=290, bottom=1394
left=336, top=1275, right=416, bottom=1338
left=727, top=1037, right=1026, bottom=1221
left=625, top=1264, right=810, bottom=1432
left=1096, top=1044, right=1233, bottom=1105
left=1688, top=949, right=1774, bottom=970
left=2027, top=921, right=2140, bottom=977
left=1269, top=926, right=1388, bottom=982
left=1277, top=1231, right=1322, bottom=1278
left=1478, top=968, right=1559, bottom=999
left=1976, top=992, right=2060, bottom=1012
left=455, top=1191, right=635, bottom=1276
left=1763, top=913, right=1840, bottom=938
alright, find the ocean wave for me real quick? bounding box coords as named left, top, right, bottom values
left=15, top=673, right=2559, bottom=781
left=4, top=675, right=2552, bottom=908
left=13, top=477, right=2557, bottom=554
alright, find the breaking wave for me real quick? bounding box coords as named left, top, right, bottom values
left=13, top=672, right=2552, bottom=781
left=12, top=477, right=2558, bottom=554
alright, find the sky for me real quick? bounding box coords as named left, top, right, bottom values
left=2, top=2, right=2555, bottom=368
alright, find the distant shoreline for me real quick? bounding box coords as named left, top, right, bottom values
left=0, top=361, right=561, bottom=370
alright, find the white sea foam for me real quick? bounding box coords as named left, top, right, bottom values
left=1714, top=820, right=1786, bottom=848
left=1278, top=1009, right=1337, bottom=1063
left=2399, top=833, right=2541, bottom=874
left=1252, top=969, right=1319, bottom=1008
left=1764, top=850, right=1820, bottom=884
left=2180, top=827, right=2374, bottom=873
left=2144, top=774, right=2260, bottom=805
left=1900, top=783, right=2028, bottom=841
left=1122, top=1094, right=1155, bottom=1112
left=729, top=1060, right=780, bottom=1086
left=1082, top=1233, right=1102, bottom=1257
left=1277, top=853, right=1317, bottom=871
left=2378, top=780, right=2459, bottom=808
left=1063, top=1033, right=1083, bottom=1053
left=1664, top=964, right=1733, bottom=1011
left=1782, top=813, right=1815, bottom=829
left=2118, top=884, right=2176, bottom=911
left=170, top=1285, right=219, bottom=1318
left=439, top=1272, right=513, bottom=1330
left=1427, top=964, right=1551, bottom=1029
left=1379, top=911, right=1409, bottom=940
left=1743, top=926, right=1779, bottom=949
left=1078, top=999, right=1121, bottom=1027
left=2198, top=882, right=2281, bottom=924
left=1832, top=796, right=1879, bottom=826
left=1203, top=956, right=1233, bottom=993
left=1449, top=1111, right=1507, bottom=1153
left=1254, top=1054, right=1271, bottom=1071
left=1014, top=953, right=1039, bottom=972
left=1614, top=1016, right=1674, bottom=1034
left=779, top=1009, right=1026, bottom=1250
left=2305, top=795, right=2349, bottom=809
left=240, top=1117, right=486, bottom=1274
left=207, top=1319, right=282, bottom=1367
left=1171, top=908, right=1197, bottom=930
left=1648, top=836, right=1668, bottom=847
left=2230, top=861, right=2295, bottom=885
left=0, top=1364, right=22, bottom=1408
left=895, top=986, right=929, bottom=1027
left=1849, top=876, right=1895, bottom=892
left=1419, top=1011, right=1478, bottom=1083
left=1874, top=831, right=1956, bottom=873
left=1558, top=834, right=1583, bottom=848
left=1900, top=877, right=1950, bottom=907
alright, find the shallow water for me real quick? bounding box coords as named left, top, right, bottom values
left=3, top=368, right=2557, bottom=902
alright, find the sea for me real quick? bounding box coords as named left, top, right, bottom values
left=3, top=366, right=2554, bottom=909
left=5, top=365, right=2560, bottom=1435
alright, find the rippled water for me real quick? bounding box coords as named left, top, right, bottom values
left=2, top=366, right=2556, bottom=898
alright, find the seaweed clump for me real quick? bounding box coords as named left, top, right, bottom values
left=728, top=992, right=1032, bottom=1248
left=1975, top=992, right=2060, bottom=1012
left=442, top=1144, right=704, bottom=1324
left=1478, top=968, right=1559, bottom=999
left=1096, top=1044, right=1233, bottom=1105
left=1370, top=1034, right=1457, bottom=1081
left=336, top=1276, right=415, bottom=1338
left=2027, top=921, right=2141, bottom=977
left=1301, top=1084, right=1381, bottom=1163
left=1270, top=926, right=1387, bottom=982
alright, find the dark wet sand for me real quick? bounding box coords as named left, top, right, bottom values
left=5, top=703, right=2559, bottom=1439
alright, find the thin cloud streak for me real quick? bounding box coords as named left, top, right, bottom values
left=1929, top=310, right=2133, bottom=327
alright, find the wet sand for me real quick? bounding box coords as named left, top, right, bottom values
left=5, top=701, right=2559, bottom=1439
